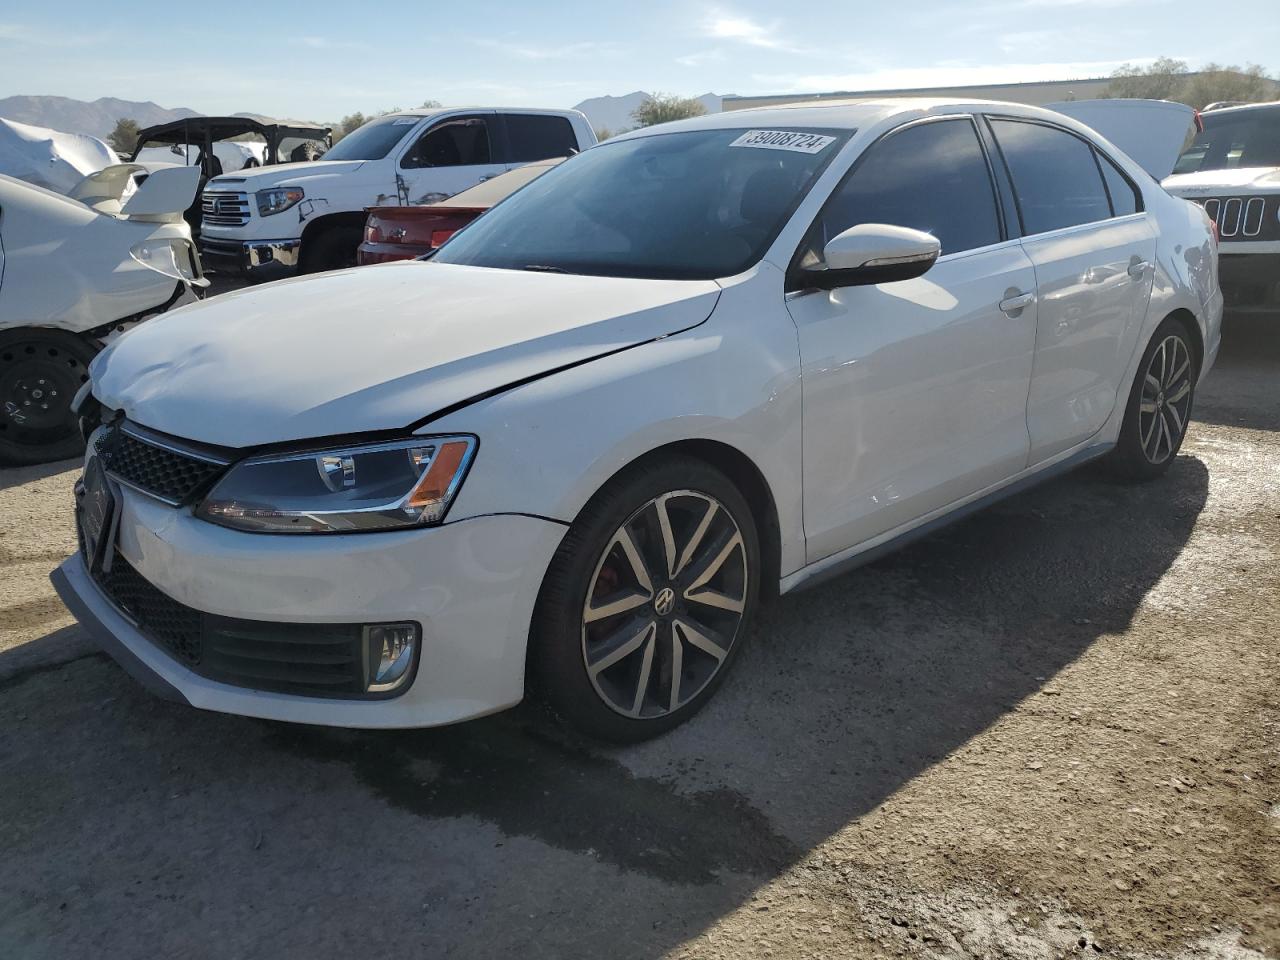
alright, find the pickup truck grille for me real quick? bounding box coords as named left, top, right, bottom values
left=1188, top=195, right=1280, bottom=241
left=202, top=191, right=251, bottom=226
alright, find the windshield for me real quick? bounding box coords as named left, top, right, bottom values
left=1173, top=106, right=1280, bottom=174
left=323, top=115, right=418, bottom=162
left=432, top=127, right=850, bottom=280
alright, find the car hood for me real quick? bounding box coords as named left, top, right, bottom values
left=207, top=159, right=366, bottom=190
left=90, top=261, right=721, bottom=448
left=1162, top=166, right=1280, bottom=193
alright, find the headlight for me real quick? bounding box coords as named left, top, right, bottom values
left=129, top=238, right=209, bottom=286
left=197, top=436, right=476, bottom=533
left=256, top=186, right=304, bottom=217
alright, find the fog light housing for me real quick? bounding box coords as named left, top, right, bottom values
left=364, top=623, right=418, bottom=693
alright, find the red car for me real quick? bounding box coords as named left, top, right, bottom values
left=357, top=158, right=563, bottom=265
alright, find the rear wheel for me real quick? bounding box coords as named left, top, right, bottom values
left=1106, top=316, right=1197, bottom=481
left=0, top=329, right=96, bottom=466
left=301, top=226, right=362, bottom=274
left=530, top=457, right=760, bottom=742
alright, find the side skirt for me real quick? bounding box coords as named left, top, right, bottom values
left=780, top=443, right=1114, bottom=595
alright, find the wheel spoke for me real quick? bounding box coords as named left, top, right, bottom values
left=614, top=526, right=654, bottom=595
left=674, top=499, right=717, bottom=578
left=587, top=618, right=655, bottom=676
left=1166, top=400, right=1184, bottom=436
left=1165, top=355, right=1189, bottom=389
left=1143, top=372, right=1161, bottom=396
left=685, top=587, right=745, bottom=613
left=630, top=630, right=656, bottom=715
left=685, top=529, right=744, bottom=594
left=584, top=590, right=652, bottom=624
left=654, top=495, right=678, bottom=579
left=1139, top=400, right=1158, bottom=414
left=1167, top=380, right=1190, bottom=404
left=675, top=618, right=729, bottom=663
left=1143, top=409, right=1161, bottom=459
left=668, top=626, right=683, bottom=712
left=1158, top=411, right=1173, bottom=461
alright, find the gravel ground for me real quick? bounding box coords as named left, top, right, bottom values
left=0, top=308, right=1276, bottom=960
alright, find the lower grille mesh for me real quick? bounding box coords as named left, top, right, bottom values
left=93, top=552, right=368, bottom=697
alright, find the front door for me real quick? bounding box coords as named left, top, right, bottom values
left=987, top=118, right=1158, bottom=463
left=396, top=113, right=507, bottom=205
left=787, top=116, right=1039, bottom=563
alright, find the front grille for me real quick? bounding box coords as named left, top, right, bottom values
left=96, top=421, right=229, bottom=505
left=93, top=551, right=372, bottom=697
left=1187, top=195, right=1280, bottom=241
left=201, top=191, right=251, bottom=226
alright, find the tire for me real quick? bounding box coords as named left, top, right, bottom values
left=530, top=456, right=761, bottom=743
left=1106, top=315, right=1198, bottom=481
left=0, top=328, right=97, bottom=466
left=301, top=226, right=362, bottom=274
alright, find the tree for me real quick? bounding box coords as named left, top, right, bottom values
left=107, top=117, right=140, bottom=154
left=1183, top=63, right=1276, bottom=108
left=330, top=112, right=368, bottom=144
left=1104, top=57, right=1277, bottom=108
left=631, top=93, right=707, bottom=128
left=594, top=126, right=616, bottom=141
left=1104, top=57, right=1190, bottom=101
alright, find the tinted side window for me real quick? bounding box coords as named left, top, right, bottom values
left=504, top=114, right=578, bottom=162
left=402, top=116, right=492, bottom=169
left=802, top=118, right=1001, bottom=263
left=990, top=120, right=1111, bottom=234
left=1097, top=152, right=1140, bottom=217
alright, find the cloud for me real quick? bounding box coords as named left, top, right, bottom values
left=700, top=9, right=800, bottom=52
left=290, top=36, right=369, bottom=51
left=0, top=21, right=110, bottom=47
left=473, top=38, right=620, bottom=60
left=676, top=49, right=727, bottom=67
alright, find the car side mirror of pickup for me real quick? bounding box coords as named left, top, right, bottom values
left=790, top=223, right=941, bottom=291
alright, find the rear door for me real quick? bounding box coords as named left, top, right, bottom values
left=987, top=117, right=1157, bottom=465
left=498, top=113, right=581, bottom=170
left=395, top=113, right=506, bottom=205
left=787, top=116, right=1039, bottom=562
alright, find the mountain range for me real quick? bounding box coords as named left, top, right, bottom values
left=0, top=92, right=724, bottom=141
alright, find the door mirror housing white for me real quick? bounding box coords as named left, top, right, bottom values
left=794, top=223, right=941, bottom=291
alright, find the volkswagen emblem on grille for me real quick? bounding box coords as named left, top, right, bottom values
left=654, top=587, right=676, bottom=617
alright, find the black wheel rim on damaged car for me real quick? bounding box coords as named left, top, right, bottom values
left=0, top=334, right=90, bottom=456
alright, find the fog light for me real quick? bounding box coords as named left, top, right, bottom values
left=363, top=623, right=418, bottom=693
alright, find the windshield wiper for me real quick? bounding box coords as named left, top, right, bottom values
left=521, top=264, right=568, bottom=274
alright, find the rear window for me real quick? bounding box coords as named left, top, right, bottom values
left=1173, top=107, right=1280, bottom=173
left=990, top=119, right=1111, bottom=235
left=504, top=115, right=579, bottom=162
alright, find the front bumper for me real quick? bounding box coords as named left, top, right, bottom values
left=199, top=237, right=301, bottom=282
left=1219, top=253, right=1280, bottom=314
left=52, top=483, right=566, bottom=728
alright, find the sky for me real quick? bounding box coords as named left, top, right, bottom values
left=1, top=0, right=1277, bottom=121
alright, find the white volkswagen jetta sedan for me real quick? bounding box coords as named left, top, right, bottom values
left=53, top=99, right=1222, bottom=742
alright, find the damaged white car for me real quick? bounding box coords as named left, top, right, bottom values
left=0, top=165, right=206, bottom=465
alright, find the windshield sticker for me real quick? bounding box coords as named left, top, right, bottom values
left=730, top=130, right=837, bottom=154
left=392, top=118, right=417, bottom=125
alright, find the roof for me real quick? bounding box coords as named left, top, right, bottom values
left=135, top=116, right=330, bottom=146
left=610, top=98, right=1063, bottom=140
left=1202, top=99, right=1280, bottom=117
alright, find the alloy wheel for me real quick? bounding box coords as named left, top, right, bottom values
left=581, top=490, right=748, bottom=719
left=1138, top=334, right=1193, bottom=465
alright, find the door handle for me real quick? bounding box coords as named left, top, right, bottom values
left=1127, top=259, right=1150, bottom=279
left=999, top=291, right=1035, bottom=316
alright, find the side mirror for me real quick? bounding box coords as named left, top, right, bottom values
left=795, top=223, right=941, bottom=291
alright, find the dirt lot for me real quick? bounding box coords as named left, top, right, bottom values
left=1, top=311, right=1277, bottom=960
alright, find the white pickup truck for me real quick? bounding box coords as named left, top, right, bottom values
left=199, top=107, right=595, bottom=279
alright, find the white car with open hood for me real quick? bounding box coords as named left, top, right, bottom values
left=53, top=99, right=1221, bottom=741
left=0, top=165, right=206, bottom=465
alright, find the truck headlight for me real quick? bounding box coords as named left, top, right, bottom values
left=256, top=186, right=304, bottom=217
left=197, top=436, right=476, bottom=533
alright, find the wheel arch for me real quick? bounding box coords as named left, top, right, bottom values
left=580, top=438, right=783, bottom=603
left=1163, top=306, right=1204, bottom=376
left=298, top=211, right=367, bottom=264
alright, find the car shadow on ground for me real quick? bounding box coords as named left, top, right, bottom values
left=0, top=449, right=1210, bottom=958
